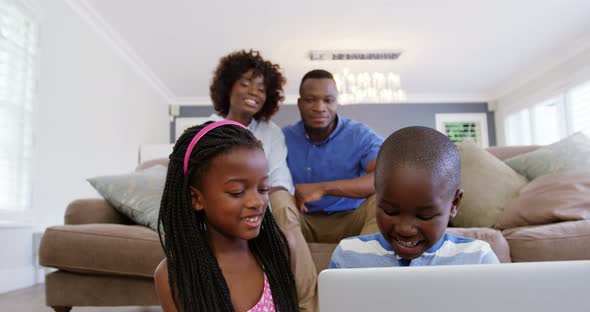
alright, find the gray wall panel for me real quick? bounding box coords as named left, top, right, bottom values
left=172, top=103, right=496, bottom=146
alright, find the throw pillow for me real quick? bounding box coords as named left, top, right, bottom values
left=495, top=171, right=590, bottom=229
left=504, top=132, right=590, bottom=180
left=452, top=141, right=528, bottom=228
left=87, top=165, right=166, bottom=231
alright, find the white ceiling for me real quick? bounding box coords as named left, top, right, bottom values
left=80, top=0, right=590, bottom=103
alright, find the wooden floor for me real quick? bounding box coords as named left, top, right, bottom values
left=0, top=284, right=163, bottom=312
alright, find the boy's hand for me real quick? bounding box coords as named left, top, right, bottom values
left=294, top=183, right=326, bottom=213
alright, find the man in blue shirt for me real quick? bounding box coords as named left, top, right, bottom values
left=272, top=69, right=383, bottom=310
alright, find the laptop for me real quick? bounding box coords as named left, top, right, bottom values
left=319, top=260, right=590, bottom=312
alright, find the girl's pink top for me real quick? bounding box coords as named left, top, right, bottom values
left=247, top=273, right=275, bottom=312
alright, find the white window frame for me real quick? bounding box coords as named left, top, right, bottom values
left=435, top=113, right=489, bottom=148
left=0, top=0, right=39, bottom=221
left=502, top=79, right=590, bottom=146
left=564, top=80, right=590, bottom=136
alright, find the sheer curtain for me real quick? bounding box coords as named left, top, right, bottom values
left=503, top=80, right=590, bottom=146
left=567, top=81, right=590, bottom=136
left=0, top=0, right=37, bottom=217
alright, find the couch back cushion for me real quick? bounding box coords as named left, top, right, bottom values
left=504, top=132, right=590, bottom=180
left=485, top=145, right=541, bottom=160
left=453, top=142, right=528, bottom=228
left=135, top=158, right=169, bottom=172
left=87, top=165, right=166, bottom=231
left=495, top=171, right=590, bottom=229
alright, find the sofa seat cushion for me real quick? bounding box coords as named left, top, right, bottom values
left=446, top=227, right=511, bottom=263
left=40, top=224, right=165, bottom=277
left=502, top=220, right=590, bottom=262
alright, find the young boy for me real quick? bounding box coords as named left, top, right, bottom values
left=329, top=126, right=499, bottom=268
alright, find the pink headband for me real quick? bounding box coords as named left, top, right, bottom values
left=183, top=120, right=247, bottom=175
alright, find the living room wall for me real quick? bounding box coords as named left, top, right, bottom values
left=30, top=0, right=169, bottom=228
left=495, top=44, right=590, bottom=146
left=173, top=102, right=496, bottom=145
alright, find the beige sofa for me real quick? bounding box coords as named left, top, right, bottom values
left=39, top=146, right=590, bottom=311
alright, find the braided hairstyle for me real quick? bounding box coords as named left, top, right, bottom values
left=158, top=121, right=299, bottom=312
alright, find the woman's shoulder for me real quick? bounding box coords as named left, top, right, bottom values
left=253, top=119, right=285, bottom=142
left=255, top=119, right=282, bottom=132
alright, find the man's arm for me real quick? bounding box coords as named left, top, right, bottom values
left=294, top=159, right=377, bottom=212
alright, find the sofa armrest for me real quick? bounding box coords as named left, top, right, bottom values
left=65, top=199, right=132, bottom=225
left=446, top=227, right=512, bottom=263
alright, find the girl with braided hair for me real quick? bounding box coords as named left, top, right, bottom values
left=209, top=50, right=318, bottom=312
left=155, top=120, right=299, bottom=312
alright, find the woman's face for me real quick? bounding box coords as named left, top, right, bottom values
left=228, top=69, right=266, bottom=117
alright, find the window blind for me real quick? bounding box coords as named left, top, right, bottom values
left=0, top=0, right=37, bottom=213
left=435, top=113, right=489, bottom=148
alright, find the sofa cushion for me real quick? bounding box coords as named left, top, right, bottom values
left=504, top=132, right=590, bottom=180
left=64, top=198, right=131, bottom=225
left=135, top=158, right=169, bottom=172
left=495, top=172, right=590, bottom=229
left=453, top=141, right=528, bottom=228
left=45, top=271, right=159, bottom=307
left=40, top=224, right=165, bottom=277
left=446, top=227, right=511, bottom=263
left=486, top=145, right=541, bottom=160
left=502, top=220, right=590, bottom=262
left=87, top=165, right=166, bottom=231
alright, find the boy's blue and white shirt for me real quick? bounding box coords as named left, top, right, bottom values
left=329, top=232, right=499, bottom=268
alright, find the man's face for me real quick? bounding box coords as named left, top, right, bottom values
left=297, top=78, right=338, bottom=137
left=375, top=164, right=462, bottom=260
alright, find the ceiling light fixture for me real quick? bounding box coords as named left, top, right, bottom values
left=308, top=50, right=406, bottom=104
left=309, top=50, right=402, bottom=61
left=334, top=68, right=407, bottom=104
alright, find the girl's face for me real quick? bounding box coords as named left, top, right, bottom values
left=228, top=69, right=266, bottom=117
left=191, top=147, right=269, bottom=242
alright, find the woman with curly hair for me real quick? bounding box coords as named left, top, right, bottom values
left=209, top=49, right=292, bottom=196
left=208, top=50, right=317, bottom=312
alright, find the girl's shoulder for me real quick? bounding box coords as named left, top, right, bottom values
left=154, top=259, right=178, bottom=312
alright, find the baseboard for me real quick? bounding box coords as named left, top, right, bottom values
left=0, top=266, right=36, bottom=294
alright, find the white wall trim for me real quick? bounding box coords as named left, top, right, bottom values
left=170, top=93, right=491, bottom=106
left=63, top=0, right=175, bottom=102
left=0, top=267, right=36, bottom=294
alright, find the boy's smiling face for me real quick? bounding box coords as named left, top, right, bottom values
left=376, top=164, right=463, bottom=260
